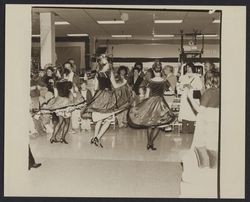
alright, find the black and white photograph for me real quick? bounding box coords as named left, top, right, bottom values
left=4, top=4, right=246, bottom=199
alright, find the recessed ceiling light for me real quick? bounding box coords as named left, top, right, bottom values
left=197, top=34, right=218, bottom=37
left=212, top=19, right=220, bottom=23
left=32, top=34, right=40, bottom=37
left=111, top=35, right=132, bottom=38
left=153, top=34, right=175, bottom=37
left=154, top=20, right=183, bottom=24
left=67, top=34, right=89, bottom=37
left=55, top=21, right=70, bottom=25
left=97, top=20, right=125, bottom=24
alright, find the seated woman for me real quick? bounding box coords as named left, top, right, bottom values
left=79, top=80, right=93, bottom=131
left=189, top=71, right=220, bottom=157
left=181, top=71, right=220, bottom=183
left=38, top=82, right=54, bottom=133
left=128, top=60, right=175, bottom=150
left=30, top=75, right=47, bottom=137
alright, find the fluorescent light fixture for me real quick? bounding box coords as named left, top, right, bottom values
left=111, top=35, right=132, bottom=38
left=32, top=34, right=40, bottom=37
left=212, top=19, right=220, bottom=23
left=55, top=21, right=70, bottom=25
left=154, top=20, right=183, bottom=24
left=97, top=20, right=125, bottom=24
left=153, top=34, right=174, bottom=37
left=67, top=34, right=89, bottom=37
left=197, top=34, right=218, bottom=37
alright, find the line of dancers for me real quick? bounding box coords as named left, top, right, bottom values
left=34, top=55, right=176, bottom=150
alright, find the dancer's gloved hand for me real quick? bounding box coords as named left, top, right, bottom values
left=83, top=73, right=88, bottom=81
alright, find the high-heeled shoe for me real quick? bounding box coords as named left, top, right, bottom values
left=50, top=138, right=58, bottom=144
left=150, top=145, right=157, bottom=150
left=90, top=137, right=95, bottom=144
left=93, top=137, right=103, bottom=148
left=99, top=142, right=103, bottom=148
left=60, top=138, right=68, bottom=144
left=147, top=144, right=151, bottom=150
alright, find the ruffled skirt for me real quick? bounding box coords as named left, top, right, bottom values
left=40, top=94, right=86, bottom=118
left=88, top=84, right=133, bottom=114
left=128, top=96, right=175, bottom=128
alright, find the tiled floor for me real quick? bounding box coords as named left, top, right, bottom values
left=28, top=127, right=194, bottom=197
left=30, top=127, right=193, bottom=162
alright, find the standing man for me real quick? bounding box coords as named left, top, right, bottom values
left=127, top=62, right=145, bottom=105
left=163, top=65, right=177, bottom=106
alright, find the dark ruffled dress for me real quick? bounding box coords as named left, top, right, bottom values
left=87, top=72, right=133, bottom=121
left=40, top=80, right=86, bottom=118
left=128, top=79, right=175, bottom=128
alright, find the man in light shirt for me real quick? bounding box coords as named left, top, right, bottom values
left=163, top=65, right=177, bottom=105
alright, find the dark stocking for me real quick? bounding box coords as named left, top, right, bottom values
left=151, top=128, right=160, bottom=145
left=61, top=118, right=70, bottom=140
left=147, top=128, right=152, bottom=146
left=51, top=116, right=64, bottom=140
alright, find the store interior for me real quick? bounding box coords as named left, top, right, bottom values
left=29, top=7, right=221, bottom=198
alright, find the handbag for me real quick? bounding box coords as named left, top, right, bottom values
left=182, top=119, right=195, bottom=134
left=193, top=90, right=201, bottom=99
left=189, top=77, right=201, bottom=100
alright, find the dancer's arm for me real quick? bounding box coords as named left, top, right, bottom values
left=145, top=87, right=150, bottom=98
left=94, top=75, right=99, bottom=91
left=110, top=71, right=127, bottom=89
left=54, top=87, right=58, bottom=97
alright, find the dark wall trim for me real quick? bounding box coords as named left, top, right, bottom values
left=91, top=57, right=220, bottom=63
left=32, top=36, right=89, bottom=43
left=96, top=39, right=220, bottom=45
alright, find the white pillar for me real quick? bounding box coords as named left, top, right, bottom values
left=40, top=12, right=56, bottom=69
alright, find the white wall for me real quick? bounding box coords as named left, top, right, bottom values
left=107, top=43, right=220, bottom=58
left=104, top=43, right=220, bottom=71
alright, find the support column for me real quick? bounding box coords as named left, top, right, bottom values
left=40, top=12, right=56, bottom=69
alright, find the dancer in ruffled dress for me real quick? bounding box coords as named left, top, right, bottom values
left=128, top=60, right=175, bottom=150
left=87, top=55, right=133, bottom=147
left=39, top=78, right=86, bottom=144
